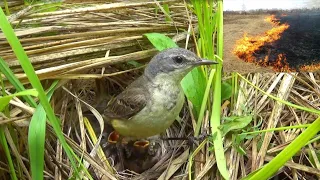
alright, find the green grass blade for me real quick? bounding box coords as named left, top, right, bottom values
left=0, top=72, right=15, bottom=179
left=188, top=139, right=208, bottom=180
left=237, top=73, right=320, bottom=115
left=144, top=33, right=178, bottom=50
left=307, top=135, right=320, bottom=145
left=0, top=58, right=37, bottom=107
left=162, top=4, right=172, bottom=22
left=221, top=81, right=232, bottom=101
left=3, top=0, right=10, bottom=15
left=211, top=1, right=229, bottom=179
left=237, top=73, right=320, bottom=179
left=0, top=89, right=38, bottom=111
left=189, top=0, right=228, bottom=178
left=0, top=71, right=10, bottom=115
left=0, top=127, right=17, bottom=180
left=181, top=67, right=207, bottom=117
left=249, top=117, right=320, bottom=179
left=0, top=8, right=80, bottom=176
left=28, top=81, right=58, bottom=180
left=240, top=124, right=310, bottom=136
left=194, top=69, right=216, bottom=136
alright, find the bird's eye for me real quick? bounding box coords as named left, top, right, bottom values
left=173, top=56, right=184, bottom=64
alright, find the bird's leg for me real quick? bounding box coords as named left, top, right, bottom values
left=161, top=132, right=209, bottom=147
left=186, top=133, right=209, bottom=147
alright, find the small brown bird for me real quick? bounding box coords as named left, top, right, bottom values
left=103, top=48, right=217, bottom=141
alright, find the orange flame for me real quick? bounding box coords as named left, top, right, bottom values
left=265, top=14, right=280, bottom=25
left=299, top=63, right=320, bottom=72
left=233, top=15, right=291, bottom=71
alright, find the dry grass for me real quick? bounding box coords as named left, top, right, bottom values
left=229, top=73, right=320, bottom=179
left=0, top=1, right=319, bottom=180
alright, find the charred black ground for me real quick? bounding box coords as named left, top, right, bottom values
left=254, top=11, right=320, bottom=71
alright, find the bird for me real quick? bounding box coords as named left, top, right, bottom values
left=103, top=47, right=218, bottom=141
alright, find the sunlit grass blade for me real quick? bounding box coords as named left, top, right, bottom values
left=83, top=117, right=114, bottom=172
left=230, top=73, right=239, bottom=110
left=189, top=0, right=228, bottom=179
left=0, top=89, right=38, bottom=111
left=307, top=135, right=320, bottom=145
left=237, top=73, right=320, bottom=179
left=237, top=73, right=320, bottom=114
left=248, top=117, right=320, bottom=179
left=239, top=124, right=310, bottom=135
left=210, top=1, right=229, bottom=179
left=162, top=3, right=172, bottom=22
left=194, top=69, right=216, bottom=136
left=0, top=8, right=80, bottom=176
left=187, top=0, right=216, bottom=118
left=28, top=80, right=58, bottom=180
left=181, top=68, right=208, bottom=117
left=0, top=58, right=37, bottom=107
left=144, top=33, right=178, bottom=50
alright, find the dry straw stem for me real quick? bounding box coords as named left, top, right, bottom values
left=0, top=115, right=31, bottom=125
left=0, top=0, right=23, bottom=10
left=8, top=49, right=156, bottom=85
left=245, top=152, right=320, bottom=175
left=7, top=5, right=32, bottom=22
left=0, top=0, right=191, bottom=79
left=158, top=149, right=190, bottom=180
left=255, top=73, right=296, bottom=168
left=231, top=72, right=320, bottom=179
left=28, top=0, right=179, bottom=17
left=4, top=127, right=31, bottom=179
left=62, top=86, right=107, bottom=167
left=194, top=153, right=217, bottom=180
left=46, top=125, right=117, bottom=180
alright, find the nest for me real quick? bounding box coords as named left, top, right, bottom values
left=1, top=1, right=320, bottom=180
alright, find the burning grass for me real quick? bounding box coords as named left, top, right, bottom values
left=233, top=11, right=320, bottom=72
left=233, top=15, right=291, bottom=71
left=300, top=63, right=320, bottom=72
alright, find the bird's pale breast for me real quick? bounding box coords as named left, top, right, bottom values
left=111, top=76, right=185, bottom=139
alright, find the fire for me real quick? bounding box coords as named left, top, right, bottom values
left=272, top=54, right=291, bottom=72
left=233, top=15, right=291, bottom=71
left=299, top=63, right=320, bottom=72
left=265, top=14, right=280, bottom=25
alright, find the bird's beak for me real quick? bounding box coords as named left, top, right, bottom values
left=192, top=59, right=219, bottom=66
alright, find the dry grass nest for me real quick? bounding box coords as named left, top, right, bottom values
left=1, top=1, right=320, bottom=180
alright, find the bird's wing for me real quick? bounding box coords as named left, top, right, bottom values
left=103, top=85, right=148, bottom=120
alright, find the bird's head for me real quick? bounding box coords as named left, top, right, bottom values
left=145, top=48, right=218, bottom=82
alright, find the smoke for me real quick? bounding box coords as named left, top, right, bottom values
left=304, top=0, right=320, bottom=8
